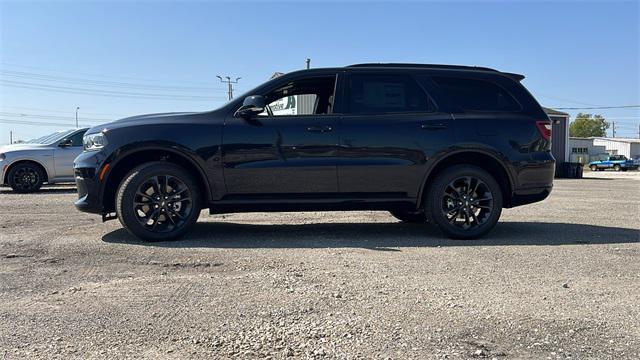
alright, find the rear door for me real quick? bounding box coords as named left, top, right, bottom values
left=337, top=72, right=454, bottom=199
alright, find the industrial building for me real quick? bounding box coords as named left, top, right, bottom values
left=569, top=137, right=640, bottom=164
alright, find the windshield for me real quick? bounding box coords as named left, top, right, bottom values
left=25, top=129, right=77, bottom=144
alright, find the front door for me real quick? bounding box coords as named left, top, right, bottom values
left=222, top=74, right=340, bottom=197
left=53, top=130, right=86, bottom=179
left=338, top=72, right=454, bottom=199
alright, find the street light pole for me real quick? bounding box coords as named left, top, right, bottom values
left=217, top=75, right=241, bottom=101
left=75, top=107, right=80, bottom=128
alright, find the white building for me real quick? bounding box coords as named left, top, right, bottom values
left=569, top=137, right=640, bottom=163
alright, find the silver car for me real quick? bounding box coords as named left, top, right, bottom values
left=0, top=128, right=88, bottom=193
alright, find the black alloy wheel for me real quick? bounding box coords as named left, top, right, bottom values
left=133, top=175, right=193, bottom=233
left=8, top=163, right=44, bottom=193
left=116, top=162, right=201, bottom=241
left=440, top=176, right=493, bottom=230
left=427, top=165, right=503, bottom=239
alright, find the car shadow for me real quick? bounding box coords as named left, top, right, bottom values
left=102, top=221, right=639, bottom=249
left=34, top=187, right=77, bottom=194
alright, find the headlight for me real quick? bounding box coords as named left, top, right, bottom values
left=83, top=132, right=108, bottom=151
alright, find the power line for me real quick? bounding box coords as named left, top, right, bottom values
left=0, top=118, right=94, bottom=127
left=1, top=70, right=229, bottom=93
left=0, top=105, right=128, bottom=117
left=1, top=62, right=225, bottom=87
left=553, top=105, right=640, bottom=110
left=1, top=80, right=227, bottom=101
left=0, top=112, right=112, bottom=122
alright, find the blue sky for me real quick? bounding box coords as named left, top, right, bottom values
left=1, top=0, right=638, bottom=144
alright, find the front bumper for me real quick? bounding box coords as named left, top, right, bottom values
left=73, top=151, right=106, bottom=214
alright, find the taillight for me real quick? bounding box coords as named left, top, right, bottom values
left=536, top=121, right=552, bottom=140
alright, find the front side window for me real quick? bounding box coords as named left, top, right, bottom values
left=259, top=76, right=336, bottom=117
left=67, top=130, right=87, bottom=147
left=347, top=74, right=434, bottom=114
left=432, top=77, right=521, bottom=112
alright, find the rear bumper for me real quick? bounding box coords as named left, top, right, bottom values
left=509, top=186, right=552, bottom=207
left=508, top=155, right=554, bottom=207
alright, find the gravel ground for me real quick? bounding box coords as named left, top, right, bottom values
left=0, top=171, right=638, bottom=359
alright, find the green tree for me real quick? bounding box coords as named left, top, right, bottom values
left=569, top=113, right=609, bottom=137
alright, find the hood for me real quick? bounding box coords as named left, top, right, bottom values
left=116, top=112, right=198, bottom=123
left=86, top=110, right=221, bottom=134
left=0, top=143, right=54, bottom=153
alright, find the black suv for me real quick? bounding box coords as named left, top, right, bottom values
left=74, top=63, right=554, bottom=241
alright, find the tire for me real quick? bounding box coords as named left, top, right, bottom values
left=390, top=210, right=428, bottom=223
left=7, top=162, right=44, bottom=193
left=614, top=164, right=621, bottom=171
left=426, top=165, right=503, bottom=240
left=116, top=162, right=201, bottom=242
left=590, top=165, right=598, bottom=171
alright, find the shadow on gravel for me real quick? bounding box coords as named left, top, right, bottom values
left=102, top=221, right=639, bottom=249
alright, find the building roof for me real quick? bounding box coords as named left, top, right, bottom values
left=570, top=137, right=640, bottom=144
left=543, top=107, right=570, bottom=117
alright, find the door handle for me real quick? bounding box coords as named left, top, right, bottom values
left=421, top=122, right=447, bottom=130
left=306, top=125, right=333, bottom=133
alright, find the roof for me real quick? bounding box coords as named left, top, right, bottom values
left=348, top=63, right=499, bottom=72
left=543, top=107, right=570, bottom=117
left=570, top=137, right=640, bottom=144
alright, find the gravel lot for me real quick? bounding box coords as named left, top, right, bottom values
left=1, top=171, right=639, bottom=359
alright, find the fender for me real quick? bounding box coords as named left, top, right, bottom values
left=415, top=145, right=516, bottom=206
left=100, top=141, right=214, bottom=204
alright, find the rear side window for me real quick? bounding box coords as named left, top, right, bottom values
left=432, top=77, right=520, bottom=112
left=347, top=74, right=435, bottom=114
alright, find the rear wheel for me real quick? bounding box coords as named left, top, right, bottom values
left=590, top=165, right=598, bottom=171
left=613, top=164, right=621, bottom=171
left=389, top=210, right=428, bottom=223
left=427, top=165, right=503, bottom=240
left=116, top=162, right=201, bottom=242
left=7, top=162, right=44, bottom=193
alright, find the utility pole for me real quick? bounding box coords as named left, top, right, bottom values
left=75, top=106, right=80, bottom=128
left=306, top=58, right=311, bottom=69
left=217, top=76, right=241, bottom=101
left=612, top=121, right=615, bottom=138
left=10, top=131, right=12, bottom=144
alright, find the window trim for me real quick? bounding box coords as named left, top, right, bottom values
left=343, top=72, right=439, bottom=115
left=244, top=74, right=340, bottom=118
left=431, top=76, right=523, bottom=113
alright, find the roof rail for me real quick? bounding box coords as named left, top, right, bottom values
left=347, top=63, right=499, bottom=72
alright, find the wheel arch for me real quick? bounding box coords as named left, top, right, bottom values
left=100, top=146, right=211, bottom=213
left=418, top=149, right=515, bottom=208
left=3, top=159, right=50, bottom=184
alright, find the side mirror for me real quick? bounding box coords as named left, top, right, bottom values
left=58, top=138, right=73, bottom=147
left=234, top=95, right=266, bottom=119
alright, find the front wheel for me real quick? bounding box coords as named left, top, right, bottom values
left=427, top=165, right=503, bottom=240
left=613, top=164, right=621, bottom=171
left=590, top=165, right=598, bottom=171
left=116, top=162, right=201, bottom=242
left=8, top=162, right=44, bottom=193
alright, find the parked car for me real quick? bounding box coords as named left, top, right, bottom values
left=1, top=128, right=88, bottom=193
left=589, top=155, right=639, bottom=171
left=74, top=63, right=555, bottom=241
